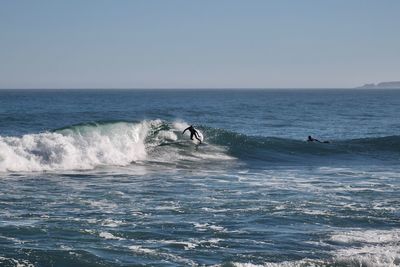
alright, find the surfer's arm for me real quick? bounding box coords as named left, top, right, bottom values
left=182, top=127, right=189, bottom=134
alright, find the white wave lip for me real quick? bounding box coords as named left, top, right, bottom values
left=0, top=120, right=155, bottom=172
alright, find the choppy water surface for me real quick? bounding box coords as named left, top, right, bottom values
left=0, top=89, right=399, bottom=266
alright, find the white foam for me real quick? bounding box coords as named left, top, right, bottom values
left=0, top=257, right=35, bottom=267
left=128, top=245, right=155, bottom=254
left=224, top=261, right=325, bottom=267
left=148, top=237, right=222, bottom=250
left=99, top=231, right=125, bottom=240
left=101, top=218, right=125, bottom=227
left=330, top=229, right=400, bottom=266
left=172, top=121, right=190, bottom=132
left=156, top=130, right=178, bottom=142
left=0, top=119, right=234, bottom=172
left=334, top=244, right=400, bottom=267
left=0, top=120, right=155, bottom=172
left=128, top=245, right=195, bottom=265
left=82, top=229, right=95, bottom=234
left=217, top=229, right=400, bottom=267
left=331, top=229, right=400, bottom=244
left=193, top=222, right=227, bottom=232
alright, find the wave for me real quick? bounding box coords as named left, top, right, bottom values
left=0, top=120, right=150, bottom=172
left=0, top=120, right=231, bottom=172
left=204, top=127, right=400, bottom=163
left=0, top=120, right=399, bottom=172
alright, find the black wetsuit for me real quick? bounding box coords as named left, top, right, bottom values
left=307, top=136, right=330, bottom=143
left=183, top=126, right=202, bottom=143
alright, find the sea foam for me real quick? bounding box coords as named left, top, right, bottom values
left=0, top=119, right=231, bottom=172
left=0, top=120, right=154, bottom=172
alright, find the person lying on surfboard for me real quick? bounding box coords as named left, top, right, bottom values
left=182, top=125, right=202, bottom=144
left=307, top=135, right=330, bottom=143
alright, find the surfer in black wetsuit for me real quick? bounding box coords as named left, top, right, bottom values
left=182, top=125, right=202, bottom=143
left=307, top=135, right=330, bottom=143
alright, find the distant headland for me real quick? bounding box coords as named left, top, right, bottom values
left=357, top=81, right=400, bottom=89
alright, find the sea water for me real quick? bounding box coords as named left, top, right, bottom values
left=0, top=89, right=399, bottom=266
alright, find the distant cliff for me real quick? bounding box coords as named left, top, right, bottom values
left=358, top=81, right=400, bottom=89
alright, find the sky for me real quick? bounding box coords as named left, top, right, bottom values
left=0, top=0, right=399, bottom=89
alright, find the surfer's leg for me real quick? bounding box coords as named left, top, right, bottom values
left=190, top=133, right=194, bottom=140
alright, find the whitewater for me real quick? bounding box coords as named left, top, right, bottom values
left=0, top=89, right=399, bottom=266
left=0, top=120, right=234, bottom=172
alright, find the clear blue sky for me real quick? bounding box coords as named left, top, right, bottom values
left=1, top=0, right=399, bottom=88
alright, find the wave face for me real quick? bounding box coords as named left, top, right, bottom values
left=204, top=127, right=400, bottom=164
left=1, top=119, right=399, bottom=172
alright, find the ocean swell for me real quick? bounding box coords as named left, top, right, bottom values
left=0, top=120, right=399, bottom=172
left=204, top=127, right=400, bottom=164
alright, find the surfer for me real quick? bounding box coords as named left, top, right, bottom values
left=307, top=135, right=330, bottom=143
left=182, top=125, right=202, bottom=143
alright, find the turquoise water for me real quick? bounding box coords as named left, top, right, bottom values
left=0, top=89, right=399, bottom=266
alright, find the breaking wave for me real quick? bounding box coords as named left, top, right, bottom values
left=0, top=120, right=231, bottom=172
left=1, top=119, right=399, bottom=172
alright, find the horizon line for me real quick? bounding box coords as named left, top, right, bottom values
left=0, top=87, right=393, bottom=90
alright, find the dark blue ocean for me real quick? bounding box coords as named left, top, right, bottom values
left=0, top=89, right=399, bottom=267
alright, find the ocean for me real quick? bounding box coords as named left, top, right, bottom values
left=0, top=89, right=399, bottom=266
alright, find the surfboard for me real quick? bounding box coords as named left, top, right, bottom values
left=159, top=140, right=192, bottom=147
left=196, top=142, right=207, bottom=146
left=194, top=129, right=204, bottom=143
